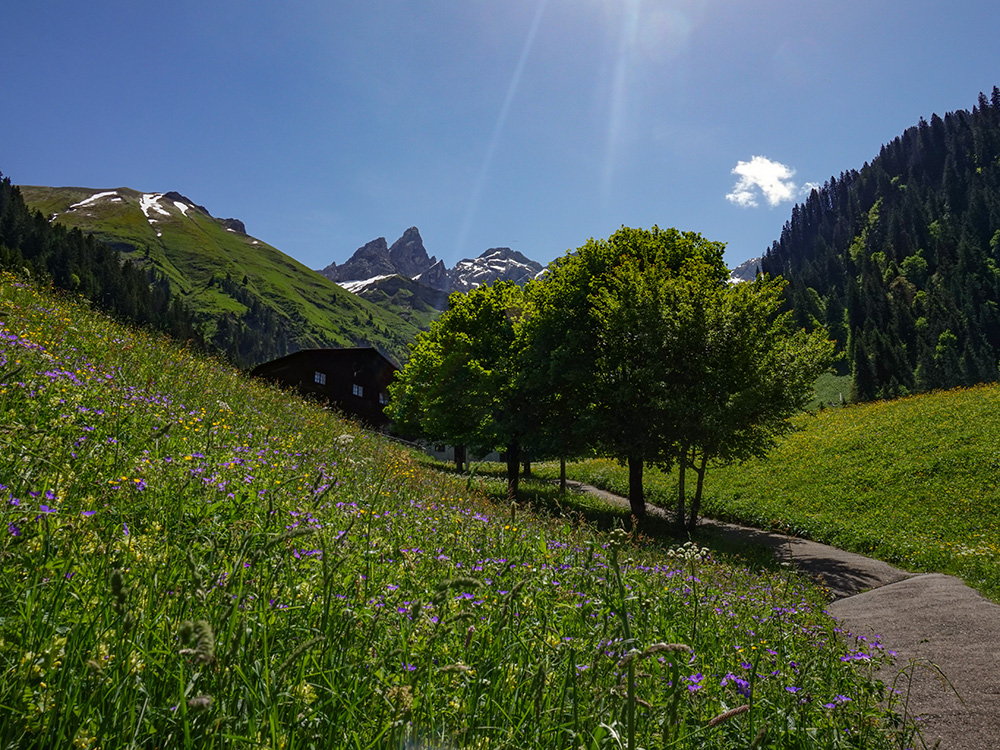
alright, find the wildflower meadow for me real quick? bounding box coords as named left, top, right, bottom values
left=0, top=271, right=914, bottom=748
left=553, top=386, right=1000, bottom=601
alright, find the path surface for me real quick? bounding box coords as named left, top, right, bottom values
left=566, top=481, right=1000, bottom=749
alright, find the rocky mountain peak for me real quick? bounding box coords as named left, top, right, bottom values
left=319, top=237, right=395, bottom=282
left=413, top=258, right=451, bottom=292
left=388, top=226, right=437, bottom=278
left=221, top=218, right=247, bottom=234
left=450, top=247, right=544, bottom=293
left=729, top=256, right=763, bottom=283
left=318, top=230, right=543, bottom=296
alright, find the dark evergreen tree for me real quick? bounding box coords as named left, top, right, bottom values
left=761, top=90, right=1000, bottom=400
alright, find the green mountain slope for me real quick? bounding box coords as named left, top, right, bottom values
left=762, top=88, right=1000, bottom=401
left=555, top=380, right=1000, bottom=598
left=701, top=382, right=1000, bottom=598
left=341, top=274, right=449, bottom=329
left=19, top=185, right=420, bottom=365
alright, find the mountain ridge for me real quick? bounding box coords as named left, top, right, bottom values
left=19, top=184, right=421, bottom=366
left=761, top=87, right=1000, bottom=401
left=318, top=227, right=544, bottom=295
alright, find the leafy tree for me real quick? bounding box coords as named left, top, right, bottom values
left=387, top=281, right=530, bottom=498
left=674, top=273, right=835, bottom=531
left=531, top=225, right=832, bottom=528
left=528, top=226, right=729, bottom=518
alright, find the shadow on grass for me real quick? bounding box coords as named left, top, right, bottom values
left=420, top=457, right=784, bottom=573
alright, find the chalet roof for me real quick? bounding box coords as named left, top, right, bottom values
left=250, top=347, right=398, bottom=377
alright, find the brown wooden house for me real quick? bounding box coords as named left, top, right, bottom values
left=250, top=348, right=398, bottom=429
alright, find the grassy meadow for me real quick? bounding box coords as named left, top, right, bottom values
left=0, top=271, right=914, bottom=748
left=549, top=384, right=1000, bottom=601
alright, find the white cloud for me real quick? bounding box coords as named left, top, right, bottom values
left=726, top=155, right=810, bottom=208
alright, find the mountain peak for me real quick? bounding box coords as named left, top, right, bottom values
left=388, top=227, right=437, bottom=278
left=319, top=229, right=543, bottom=295
left=413, top=258, right=450, bottom=292
left=162, top=191, right=210, bottom=216
left=450, top=247, right=543, bottom=293
left=320, top=237, right=395, bottom=282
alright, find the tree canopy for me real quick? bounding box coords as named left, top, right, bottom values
left=525, top=226, right=731, bottom=518
left=386, top=281, right=531, bottom=497
left=390, top=225, right=833, bottom=529
left=763, top=88, right=1000, bottom=401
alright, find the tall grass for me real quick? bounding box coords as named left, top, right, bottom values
left=548, top=384, right=1000, bottom=601
left=704, top=388, right=1000, bottom=599
left=0, top=272, right=912, bottom=748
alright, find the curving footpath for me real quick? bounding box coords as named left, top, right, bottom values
left=566, top=481, right=1000, bottom=749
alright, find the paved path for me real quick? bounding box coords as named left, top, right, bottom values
left=566, top=481, right=1000, bottom=749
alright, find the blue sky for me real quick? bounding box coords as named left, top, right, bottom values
left=4, top=1, right=999, bottom=271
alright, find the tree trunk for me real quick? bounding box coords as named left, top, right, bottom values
left=687, top=451, right=708, bottom=534
left=506, top=441, right=520, bottom=501
left=628, top=453, right=645, bottom=520
left=522, top=455, right=532, bottom=477
left=676, top=446, right=687, bottom=533
left=559, top=455, right=567, bottom=493
left=454, top=444, right=466, bottom=473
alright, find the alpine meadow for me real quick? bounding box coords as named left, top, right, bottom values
left=1, top=269, right=911, bottom=747
left=8, top=50, right=1000, bottom=749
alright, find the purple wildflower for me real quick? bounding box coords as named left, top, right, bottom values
left=721, top=673, right=752, bottom=698
left=683, top=673, right=704, bottom=693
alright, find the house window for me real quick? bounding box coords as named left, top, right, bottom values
left=314, top=371, right=326, bottom=385
left=352, top=383, right=364, bottom=397
left=379, top=392, right=388, bottom=405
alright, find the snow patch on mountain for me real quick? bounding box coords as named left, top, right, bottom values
left=450, top=248, right=543, bottom=293
left=69, top=191, right=120, bottom=210
left=339, top=275, right=397, bottom=293
left=139, top=193, right=171, bottom=225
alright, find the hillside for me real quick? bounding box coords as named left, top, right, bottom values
left=556, top=381, right=1000, bottom=600
left=339, top=273, right=450, bottom=329
left=19, top=185, right=420, bottom=366
left=0, top=269, right=907, bottom=747
left=763, top=88, right=1000, bottom=401
left=703, top=382, right=1000, bottom=598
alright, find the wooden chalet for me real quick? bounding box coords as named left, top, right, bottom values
left=251, top=348, right=398, bottom=429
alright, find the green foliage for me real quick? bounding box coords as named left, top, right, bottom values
left=526, top=226, right=731, bottom=517
left=389, top=282, right=524, bottom=450
left=766, top=89, right=1000, bottom=400
left=810, top=372, right=852, bottom=409
left=527, top=226, right=831, bottom=529
left=0, top=270, right=910, bottom=747
left=388, top=282, right=531, bottom=495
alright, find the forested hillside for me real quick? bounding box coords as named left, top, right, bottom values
left=763, top=88, right=1000, bottom=400
left=0, top=173, right=203, bottom=346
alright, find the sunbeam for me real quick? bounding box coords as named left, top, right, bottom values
left=455, top=0, right=548, bottom=258
left=602, top=0, right=641, bottom=208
